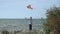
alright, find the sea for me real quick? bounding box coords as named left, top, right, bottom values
left=0, top=19, right=46, bottom=31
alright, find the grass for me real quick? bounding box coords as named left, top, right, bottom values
left=0, top=29, right=45, bottom=34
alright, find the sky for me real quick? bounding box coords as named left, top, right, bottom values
left=0, top=0, right=60, bottom=19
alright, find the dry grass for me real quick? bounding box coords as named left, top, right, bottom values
left=19, top=30, right=45, bottom=34
left=0, top=29, right=45, bottom=34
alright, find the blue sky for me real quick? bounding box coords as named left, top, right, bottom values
left=0, top=0, right=60, bottom=19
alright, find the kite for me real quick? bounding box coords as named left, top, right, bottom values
left=27, top=4, right=33, bottom=10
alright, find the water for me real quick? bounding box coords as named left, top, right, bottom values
left=0, top=19, right=46, bottom=31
